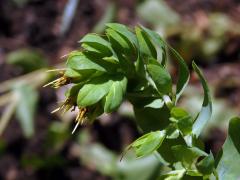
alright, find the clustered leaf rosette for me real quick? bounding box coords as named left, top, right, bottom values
left=46, top=23, right=219, bottom=178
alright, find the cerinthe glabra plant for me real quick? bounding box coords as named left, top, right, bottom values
left=45, top=23, right=240, bottom=179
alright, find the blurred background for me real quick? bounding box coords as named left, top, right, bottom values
left=0, top=0, right=239, bottom=179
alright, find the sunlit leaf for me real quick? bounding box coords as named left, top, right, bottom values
left=192, top=62, right=212, bottom=137
left=216, top=117, right=240, bottom=180
left=104, top=75, right=127, bottom=113
left=77, top=75, right=113, bottom=107
left=130, top=130, right=166, bottom=158
left=146, top=63, right=172, bottom=94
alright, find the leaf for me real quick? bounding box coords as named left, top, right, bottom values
left=64, top=68, right=96, bottom=79
left=67, top=52, right=106, bottom=72
left=134, top=105, right=170, bottom=133
left=146, top=63, right=172, bottom=94
left=192, top=62, right=212, bottom=137
left=77, top=75, right=113, bottom=107
left=106, top=28, right=132, bottom=54
left=140, top=26, right=167, bottom=66
left=196, top=152, right=215, bottom=175
left=169, top=47, right=190, bottom=103
left=170, top=107, right=193, bottom=135
left=159, top=169, right=186, bottom=180
left=13, top=83, right=38, bottom=138
left=157, top=134, right=186, bottom=164
left=67, top=52, right=117, bottom=73
left=171, top=145, right=208, bottom=168
left=135, top=27, right=157, bottom=58
left=106, top=23, right=138, bottom=49
left=216, top=117, right=240, bottom=180
left=104, top=76, right=127, bottom=113
left=130, top=130, right=166, bottom=158
left=6, top=49, right=48, bottom=73
left=80, top=33, right=112, bottom=56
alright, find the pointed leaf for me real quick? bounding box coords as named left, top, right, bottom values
left=130, top=130, right=166, bottom=158
left=216, top=117, right=240, bottom=180
left=77, top=75, right=113, bottom=107
left=14, top=84, right=38, bottom=138
left=104, top=76, right=127, bottom=113
left=146, top=63, right=172, bottom=94
left=135, top=27, right=157, bottom=58
left=192, top=62, right=212, bottom=137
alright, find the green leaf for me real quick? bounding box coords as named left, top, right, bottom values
left=140, top=26, right=167, bottom=66
left=196, top=152, right=215, bottom=175
left=14, top=83, right=38, bottom=138
left=159, top=169, right=186, bottom=180
left=104, top=76, right=127, bottom=113
left=6, top=49, right=48, bottom=73
left=64, top=68, right=96, bottom=79
left=169, top=47, right=189, bottom=103
left=216, top=117, right=240, bottom=180
left=77, top=75, right=113, bottom=107
left=106, top=28, right=132, bottom=54
left=157, top=135, right=186, bottom=164
left=134, top=105, right=170, bottom=133
left=66, top=52, right=106, bottom=72
left=192, top=62, right=212, bottom=137
left=146, top=63, right=172, bottom=94
left=67, top=52, right=117, bottom=73
left=106, top=23, right=138, bottom=49
left=80, top=33, right=112, bottom=56
left=130, top=130, right=166, bottom=158
left=170, top=107, right=193, bottom=135
left=135, top=27, right=157, bottom=58
left=171, top=145, right=208, bottom=168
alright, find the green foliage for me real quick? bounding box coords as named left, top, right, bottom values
left=6, top=49, right=48, bottom=73
left=13, top=83, right=38, bottom=137
left=47, top=23, right=240, bottom=179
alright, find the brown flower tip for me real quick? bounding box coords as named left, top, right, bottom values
left=72, top=107, right=88, bottom=134
left=51, top=97, right=75, bottom=114
left=44, top=76, right=71, bottom=88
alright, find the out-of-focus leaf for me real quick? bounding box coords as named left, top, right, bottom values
left=77, top=75, right=113, bottom=107
left=146, top=62, right=172, bottom=95
left=92, top=2, right=116, bottom=33
left=78, top=130, right=162, bottom=180
left=130, top=130, right=165, bottom=158
left=13, top=83, right=38, bottom=138
left=104, top=75, right=127, bottom=113
left=137, top=0, right=179, bottom=29
left=216, top=117, right=240, bottom=180
left=192, top=62, right=212, bottom=137
left=6, top=49, right=48, bottom=73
